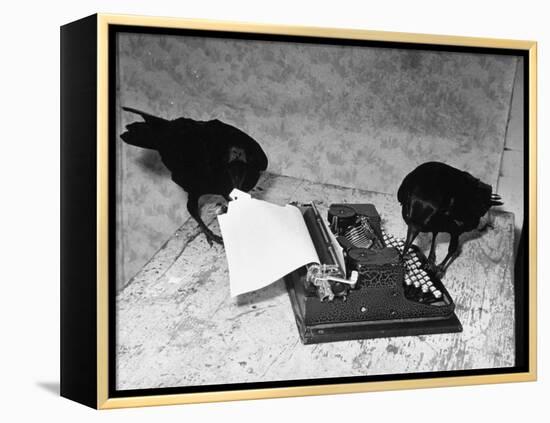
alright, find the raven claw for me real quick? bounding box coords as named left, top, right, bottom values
left=434, top=266, right=446, bottom=280
left=425, top=259, right=438, bottom=274
left=478, top=222, right=494, bottom=232
left=204, top=232, right=223, bottom=246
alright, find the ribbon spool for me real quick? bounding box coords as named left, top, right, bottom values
left=328, top=205, right=357, bottom=235
left=347, top=247, right=372, bottom=271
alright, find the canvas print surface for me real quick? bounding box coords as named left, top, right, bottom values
left=113, top=30, right=524, bottom=391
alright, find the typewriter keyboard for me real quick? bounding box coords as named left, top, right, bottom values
left=381, top=229, right=445, bottom=305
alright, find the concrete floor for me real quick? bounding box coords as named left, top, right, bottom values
left=116, top=173, right=515, bottom=390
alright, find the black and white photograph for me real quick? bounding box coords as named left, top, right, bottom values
left=111, top=23, right=529, bottom=394
left=5, top=0, right=550, bottom=418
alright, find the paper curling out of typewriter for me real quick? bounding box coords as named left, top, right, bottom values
left=284, top=203, right=463, bottom=344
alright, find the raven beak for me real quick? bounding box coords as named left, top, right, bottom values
left=401, top=225, right=419, bottom=258
left=228, top=161, right=247, bottom=191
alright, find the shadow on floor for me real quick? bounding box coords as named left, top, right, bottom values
left=36, top=381, right=59, bottom=396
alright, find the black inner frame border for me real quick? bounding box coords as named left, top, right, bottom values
left=107, top=23, right=531, bottom=399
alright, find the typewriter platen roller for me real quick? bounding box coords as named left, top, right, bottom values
left=285, top=203, right=463, bottom=344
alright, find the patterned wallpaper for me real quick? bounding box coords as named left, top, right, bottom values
left=116, top=32, right=517, bottom=289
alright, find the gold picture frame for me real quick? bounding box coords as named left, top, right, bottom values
left=60, top=13, right=537, bottom=409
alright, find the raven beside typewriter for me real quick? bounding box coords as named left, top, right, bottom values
left=285, top=203, right=462, bottom=344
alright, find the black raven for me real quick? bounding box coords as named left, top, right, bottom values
left=397, top=161, right=503, bottom=277
left=120, top=107, right=268, bottom=245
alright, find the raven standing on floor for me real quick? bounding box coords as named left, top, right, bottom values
left=397, top=161, right=503, bottom=278
left=120, top=107, right=268, bottom=245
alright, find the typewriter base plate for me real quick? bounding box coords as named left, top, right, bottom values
left=286, top=278, right=463, bottom=344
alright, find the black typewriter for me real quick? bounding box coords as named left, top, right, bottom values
left=285, top=203, right=462, bottom=344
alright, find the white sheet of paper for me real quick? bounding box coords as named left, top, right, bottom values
left=218, top=192, right=320, bottom=297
